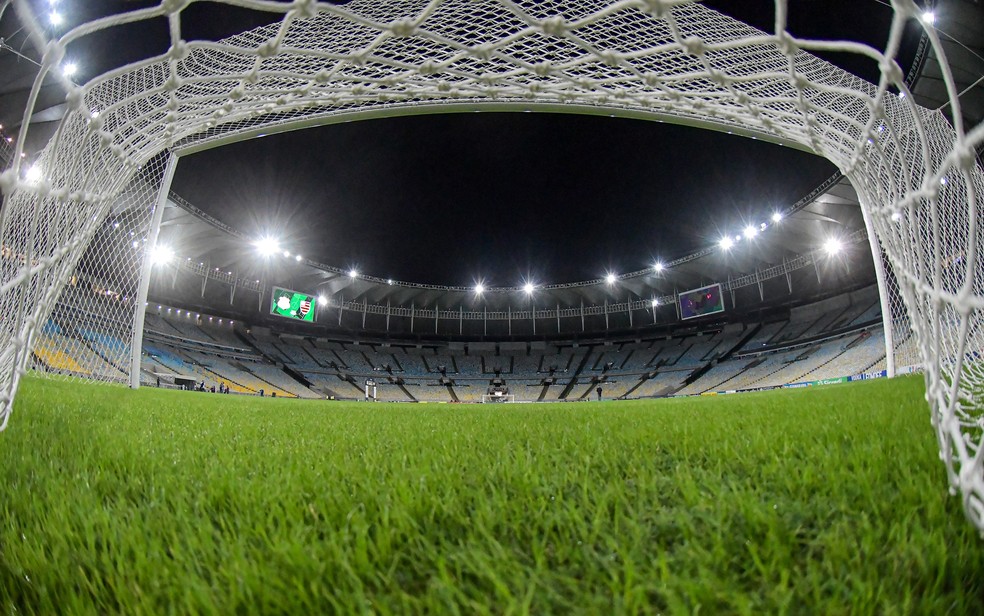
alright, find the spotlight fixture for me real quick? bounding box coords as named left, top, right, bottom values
left=25, top=165, right=42, bottom=183
left=255, top=237, right=280, bottom=256
left=823, top=237, right=843, bottom=255
left=150, top=244, right=174, bottom=265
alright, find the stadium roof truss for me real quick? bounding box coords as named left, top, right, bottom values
left=1, top=0, right=984, bottom=532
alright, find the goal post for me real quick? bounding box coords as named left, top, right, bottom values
left=0, top=0, right=981, bottom=533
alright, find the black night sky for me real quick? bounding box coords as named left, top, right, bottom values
left=30, top=0, right=919, bottom=285
left=172, top=114, right=838, bottom=285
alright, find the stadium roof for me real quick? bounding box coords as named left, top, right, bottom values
left=145, top=172, right=876, bottom=334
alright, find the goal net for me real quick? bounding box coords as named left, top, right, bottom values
left=481, top=394, right=516, bottom=404
left=0, top=0, right=982, bottom=532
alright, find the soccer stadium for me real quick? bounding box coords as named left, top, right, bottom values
left=1, top=0, right=983, bottom=611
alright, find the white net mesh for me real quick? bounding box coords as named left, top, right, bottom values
left=0, top=0, right=982, bottom=530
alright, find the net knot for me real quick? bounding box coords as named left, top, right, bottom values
left=599, top=50, right=621, bottom=68
left=162, top=0, right=192, bottom=15
left=419, top=61, right=438, bottom=76
left=0, top=168, right=17, bottom=197
left=878, top=59, right=903, bottom=86
left=682, top=37, right=705, bottom=57
left=533, top=62, right=553, bottom=77
left=390, top=18, right=417, bottom=38
left=470, top=44, right=493, bottom=61
left=169, top=41, right=190, bottom=62
left=164, top=74, right=184, bottom=92
left=955, top=142, right=978, bottom=171
left=42, top=40, right=66, bottom=70
left=539, top=16, right=567, bottom=37
left=292, top=0, right=318, bottom=20
left=636, top=0, right=671, bottom=18
left=257, top=40, right=280, bottom=58
left=776, top=32, right=798, bottom=56
left=65, top=86, right=85, bottom=111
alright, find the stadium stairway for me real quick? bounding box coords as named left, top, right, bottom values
left=685, top=323, right=763, bottom=393
left=558, top=352, right=593, bottom=400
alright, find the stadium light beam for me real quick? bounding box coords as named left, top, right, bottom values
left=743, top=225, right=758, bottom=239
left=922, top=10, right=935, bottom=24
left=653, top=261, right=664, bottom=273
left=772, top=212, right=782, bottom=223
left=523, top=282, right=535, bottom=295
left=62, top=62, right=78, bottom=77
left=719, top=236, right=734, bottom=250
left=49, top=11, right=63, bottom=26
left=255, top=237, right=280, bottom=256
left=349, top=269, right=358, bottom=278
left=606, top=273, right=617, bottom=285
left=318, top=294, right=328, bottom=305
left=474, top=283, right=484, bottom=295
left=150, top=244, right=174, bottom=266
left=823, top=237, right=843, bottom=255
left=24, top=165, right=41, bottom=184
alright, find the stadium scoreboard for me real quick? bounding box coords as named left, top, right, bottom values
left=679, top=283, right=725, bottom=320
left=270, top=287, right=316, bottom=322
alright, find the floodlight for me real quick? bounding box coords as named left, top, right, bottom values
left=150, top=244, right=174, bottom=265
left=922, top=10, right=935, bottom=24
left=62, top=62, right=78, bottom=77
left=318, top=294, right=328, bottom=305
left=891, top=211, right=903, bottom=222
left=651, top=298, right=659, bottom=307
left=349, top=269, right=358, bottom=278
left=743, top=225, right=757, bottom=239
left=386, top=279, right=393, bottom=285
left=653, top=262, right=664, bottom=272
left=49, top=11, right=63, bottom=26
left=25, top=165, right=41, bottom=183
left=523, top=282, right=535, bottom=295
left=606, top=273, right=617, bottom=285
left=474, top=283, right=484, bottom=294
left=255, top=237, right=280, bottom=256
left=771, top=212, right=782, bottom=223
left=823, top=237, right=843, bottom=255
left=719, top=236, right=734, bottom=250
left=294, top=254, right=302, bottom=262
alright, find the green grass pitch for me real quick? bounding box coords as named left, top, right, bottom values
left=1, top=375, right=982, bottom=614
